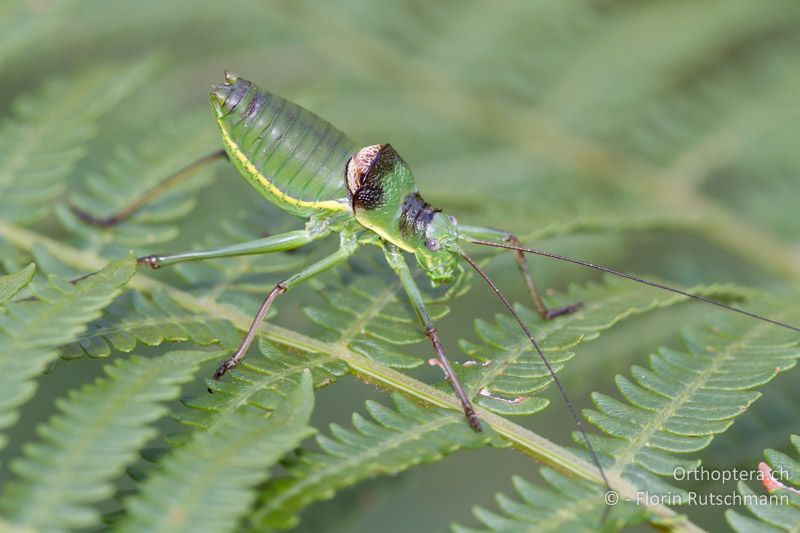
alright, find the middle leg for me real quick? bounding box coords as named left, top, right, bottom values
left=212, top=236, right=358, bottom=381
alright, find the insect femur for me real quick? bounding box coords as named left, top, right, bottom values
left=346, top=144, right=382, bottom=195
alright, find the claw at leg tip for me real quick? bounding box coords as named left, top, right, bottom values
left=545, top=301, right=584, bottom=320
left=466, top=410, right=482, bottom=432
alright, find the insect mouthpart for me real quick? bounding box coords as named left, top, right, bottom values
left=428, top=267, right=455, bottom=287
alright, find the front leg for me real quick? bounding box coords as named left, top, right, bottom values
left=458, top=225, right=582, bottom=320
left=383, top=245, right=481, bottom=431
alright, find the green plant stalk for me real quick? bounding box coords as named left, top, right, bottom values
left=0, top=219, right=704, bottom=531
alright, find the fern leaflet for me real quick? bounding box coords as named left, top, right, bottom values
left=305, top=272, right=449, bottom=369
left=453, top=469, right=648, bottom=533
left=116, top=370, right=315, bottom=533
left=461, top=278, right=747, bottom=415
left=178, top=339, right=346, bottom=440
left=0, top=264, right=33, bottom=304
left=61, top=289, right=240, bottom=359
left=0, top=256, right=135, bottom=458
left=0, top=351, right=211, bottom=531
left=61, top=111, right=220, bottom=249
left=583, top=301, right=800, bottom=500
left=0, top=59, right=157, bottom=224
left=251, top=394, right=499, bottom=529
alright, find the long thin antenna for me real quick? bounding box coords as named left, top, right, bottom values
left=469, top=239, right=800, bottom=334
left=458, top=249, right=612, bottom=501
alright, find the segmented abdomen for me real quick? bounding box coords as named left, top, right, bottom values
left=213, top=75, right=358, bottom=217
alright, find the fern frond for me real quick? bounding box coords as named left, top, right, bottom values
left=0, top=263, right=34, bottom=304
left=61, top=289, right=240, bottom=359
left=0, top=238, right=31, bottom=276
left=0, top=59, right=157, bottom=224
left=453, top=469, right=646, bottom=533
left=455, top=298, right=800, bottom=531
left=726, top=435, right=800, bottom=532
left=250, top=394, right=497, bottom=530
left=178, top=339, right=347, bottom=438
left=585, top=302, right=800, bottom=496
left=305, top=273, right=449, bottom=368
left=60, top=111, right=220, bottom=249
left=0, top=256, right=135, bottom=457
left=462, top=277, right=746, bottom=415
left=0, top=351, right=210, bottom=531
left=116, top=370, right=316, bottom=533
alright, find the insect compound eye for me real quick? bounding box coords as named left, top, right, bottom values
left=425, top=238, right=441, bottom=251
left=448, top=215, right=458, bottom=226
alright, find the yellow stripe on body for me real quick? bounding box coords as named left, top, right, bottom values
left=219, top=122, right=349, bottom=213
left=360, top=221, right=416, bottom=253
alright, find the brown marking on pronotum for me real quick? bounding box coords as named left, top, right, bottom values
left=346, top=144, right=382, bottom=196
left=346, top=144, right=387, bottom=212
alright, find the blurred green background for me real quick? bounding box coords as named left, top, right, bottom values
left=1, top=0, right=800, bottom=531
